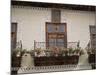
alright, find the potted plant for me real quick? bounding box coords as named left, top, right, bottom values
left=61, top=48, right=68, bottom=56
left=73, top=48, right=81, bottom=55
left=11, top=48, right=23, bottom=74
left=34, top=48, right=40, bottom=57
left=88, top=48, right=96, bottom=69
left=79, top=50, right=84, bottom=56
left=68, top=48, right=74, bottom=56
left=67, top=47, right=80, bottom=64
left=51, top=46, right=60, bottom=57
left=45, top=51, right=51, bottom=57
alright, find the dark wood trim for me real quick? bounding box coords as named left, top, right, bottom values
left=46, top=22, right=66, bottom=25
left=45, top=22, right=48, bottom=48
left=65, top=23, right=67, bottom=48
left=11, top=1, right=96, bottom=11
left=89, top=25, right=96, bottom=49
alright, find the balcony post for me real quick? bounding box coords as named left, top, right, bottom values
left=34, top=40, right=36, bottom=50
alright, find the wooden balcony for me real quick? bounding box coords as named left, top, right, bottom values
left=34, top=55, right=79, bottom=66
left=33, top=41, right=80, bottom=66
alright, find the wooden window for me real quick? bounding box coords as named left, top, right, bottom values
left=90, top=26, right=96, bottom=34
left=46, top=22, right=67, bottom=48
left=11, top=23, right=17, bottom=50
left=51, top=9, right=61, bottom=23
left=89, top=25, right=96, bottom=49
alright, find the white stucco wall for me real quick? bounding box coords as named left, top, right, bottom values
left=61, top=9, right=96, bottom=49
left=11, top=6, right=96, bottom=50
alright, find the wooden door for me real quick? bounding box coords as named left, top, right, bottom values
left=46, top=22, right=67, bottom=48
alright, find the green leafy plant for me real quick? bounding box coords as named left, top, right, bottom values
left=73, top=48, right=80, bottom=55
left=91, top=49, right=96, bottom=54
left=34, top=48, right=42, bottom=55
left=87, top=48, right=96, bottom=55
left=80, top=50, right=84, bottom=55
left=67, top=48, right=74, bottom=56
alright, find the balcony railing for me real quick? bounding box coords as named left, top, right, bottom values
left=16, top=40, right=22, bottom=49
left=85, top=40, right=96, bottom=69
left=11, top=40, right=23, bottom=74
left=32, top=41, right=81, bottom=66
left=34, top=40, right=80, bottom=50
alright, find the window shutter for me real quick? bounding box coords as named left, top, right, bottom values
left=51, top=9, right=61, bottom=23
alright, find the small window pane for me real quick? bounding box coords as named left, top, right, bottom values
left=11, top=23, right=17, bottom=32
left=58, top=25, right=65, bottom=32
left=49, top=39, right=56, bottom=46
left=57, top=39, right=64, bottom=47
left=90, top=26, right=96, bottom=34
left=52, top=10, right=61, bottom=23
left=47, top=25, right=55, bottom=32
